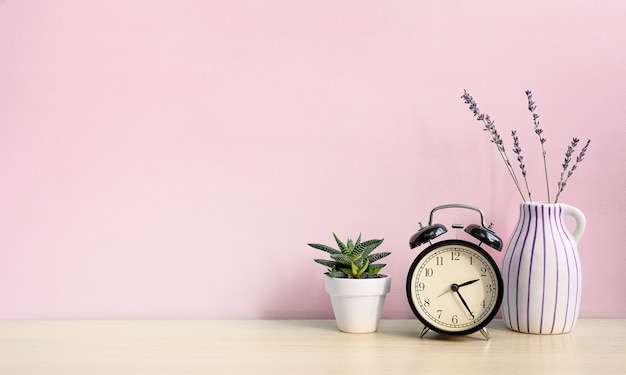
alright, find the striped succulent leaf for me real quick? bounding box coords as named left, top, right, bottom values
left=369, top=263, right=386, bottom=274
left=332, top=233, right=350, bottom=255
left=328, top=270, right=346, bottom=278
left=351, top=234, right=364, bottom=256
left=314, top=259, right=336, bottom=268
left=360, top=239, right=383, bottom=257
left=340, top=267, right=353, bottom=276
left=353, top=257, right=365, bottom=269
left=307, top=243, right=341, bottom=255
left=358, top=260, right=370, bottom=276
left=330, top=253, right=353, bottom=267
left=366, top=251, right=390, bottom=264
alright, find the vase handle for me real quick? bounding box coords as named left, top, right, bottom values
left=560, top=204, right=586, bottom=244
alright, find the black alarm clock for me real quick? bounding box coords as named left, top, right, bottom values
left=406, top=204, right=504, bottom=340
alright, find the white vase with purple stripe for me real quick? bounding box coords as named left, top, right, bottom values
left=502, top=202, right=586, bottom=334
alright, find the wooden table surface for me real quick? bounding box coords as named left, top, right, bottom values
left=1, top=319, right=624, bottom=374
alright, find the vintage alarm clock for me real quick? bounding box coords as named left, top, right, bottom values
left=406, top=204, right=504, bottom=340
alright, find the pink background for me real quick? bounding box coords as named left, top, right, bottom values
left=1, top=1, right=625, bottom=319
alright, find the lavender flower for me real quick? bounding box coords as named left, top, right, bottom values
left=555, top=139, right=591, bottom=203
left=461, top=90, right=591, bottom=203
left=512, top=130, right=531, bottom=201
left=526, top=90, right=550, bottom=202
left=461, top=90, right=527, bottom=201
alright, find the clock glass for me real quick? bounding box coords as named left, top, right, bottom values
left=406, top=239, right=503, bottom=335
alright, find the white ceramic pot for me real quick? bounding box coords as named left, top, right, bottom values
left=324, top=274, right=391, bottom=333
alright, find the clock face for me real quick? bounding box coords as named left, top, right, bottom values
left=406, top=240, right=503, bottom=335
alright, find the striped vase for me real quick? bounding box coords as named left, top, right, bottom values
left=502, top=202, right=586, bottom=334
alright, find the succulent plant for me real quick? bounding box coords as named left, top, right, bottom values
left=308, top=233, right=390, bottom=279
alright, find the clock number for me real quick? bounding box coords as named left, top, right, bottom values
left=418, top=282, right=425, bottom=291
left=469, top=256, right=473, bottom=265
left=480, top=267, right=487, bottom=276
left=425, top=268, right=434, bottom=277
left=436, top=256, right=444, bottom=266
left=451, top=251, right=460, bottom=261
left=486, top=284, right=493, bottom=293
left=452, top=315, right=459, bottom=324
left=424, top=298, right=430, bottom=307
left=436, top=310, right=443, bottom=319
left=481, top=300, right=487, bottom=308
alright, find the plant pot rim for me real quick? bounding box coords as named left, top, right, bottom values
left=323, top=273, right=390, bottom=280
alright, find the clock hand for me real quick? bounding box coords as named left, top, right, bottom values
left=455, top=290, right=475, bottom=319
left=436, top=283, right=458, bottom=298
left=436, top=279, right=479, bottom=298
left=457, top=279, right=480, bottom=288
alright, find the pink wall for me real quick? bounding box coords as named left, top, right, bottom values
left=1, top=1, right=625, bottom=319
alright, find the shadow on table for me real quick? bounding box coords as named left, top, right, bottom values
left=268, top=319, right=510, bottom=342
left=378, top=319, right=510, bottom=342
left=277, top=319, right=342, bottom=333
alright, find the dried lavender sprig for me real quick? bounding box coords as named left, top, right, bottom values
left=558, top=137, right=579, bottom=187
left=525, top=90, right=551, bottom=202
left=512, top=130, right=532, bottom=202
left=555, top=138, right=590, bottom=203
left=461, top=90, right=528, bottom=201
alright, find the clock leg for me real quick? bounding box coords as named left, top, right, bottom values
left=419, top=326, right=430, bottom=338
left=479, top=327, right=490, bottom=340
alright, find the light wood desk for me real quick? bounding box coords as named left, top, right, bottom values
left=0, top=319, right=624, bottom=374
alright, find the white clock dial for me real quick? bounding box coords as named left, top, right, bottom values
left=407, top=240, right=503, bottom=335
